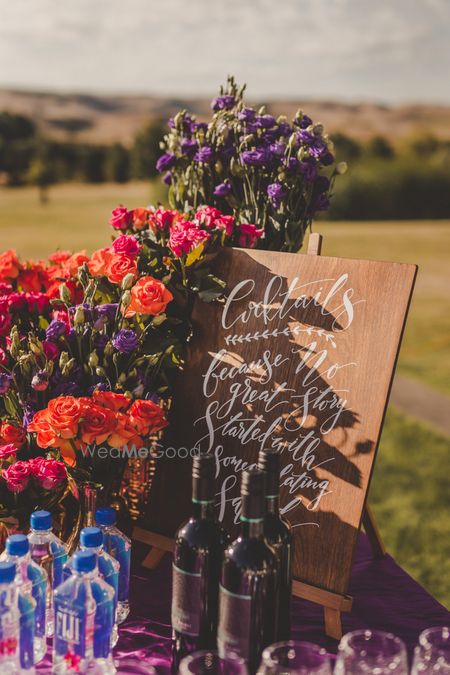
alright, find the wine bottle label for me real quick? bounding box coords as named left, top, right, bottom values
left=218, top=585, right=252, bottom=661
left=171, top=564, right=203, bottom=637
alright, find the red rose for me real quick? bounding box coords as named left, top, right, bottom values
left=109, top=206, right=133, bottom=231
left=128, top=399, right=168, bottom=436
left=0, top=443, right=18, bottom=459
left=168, top=220, right=210, bottom=257
left=0, top=250, right=21, bottom=280
left=0, top=423, right=26, bottom=449
left=93, top=391, right=131, bottom=413
left=106, top=254, right=137, bottom=285
left=3, top=461, right=31, bottom=493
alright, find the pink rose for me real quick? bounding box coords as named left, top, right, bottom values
left=109, top=206, right=133, bottom=231
left=195, top=206, right=223, bottom=228
left=111, top=234, right=141, bottom=258
left=168, top=221, right=210, bottom=257
left=238, top=223, right=264, bottom=249
left=35, top=458, right=67, bottom=490
left=215, top=215, right=235, bottom=237
left=0, top=309, right=11, bottom=337
left=43, top=340, right=60, bottom=361
left=0, top=347, right=7, bottom=365
left=2, top=461, right=31, bottom=493
left=0, top=443, right=18, bottom=459
left=153, top=207, right=176, bottom=231
left=26, top=292, right=51, bottom=314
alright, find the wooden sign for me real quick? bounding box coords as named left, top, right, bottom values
left=137, top=243, right=416, bottom=634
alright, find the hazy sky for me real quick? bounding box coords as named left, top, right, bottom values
left=1, top=0, right=449, bottom=103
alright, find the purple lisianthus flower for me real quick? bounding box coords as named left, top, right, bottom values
left=93, top=333, right=109, bottom=351
left=241, top=148, right=272, bottom=166
left=310, top=193, right=330, bottom=215
left=277, top=122, right=292, bottom=137
left=309, top=139, right=327, bottom=159
left=156, top=152, right=176, bottom=173
left=213, top=182, right=232, bottom=197
left=237, top=108, right=255, bottom=123
left=0, top=372, right=12, bottom=394
left=195, top=146, right=214, bottom=163
left=256, top=115, right=276, bottom=129
left=297, top=130, right=315, bottom=145
left=31, top=371, right=49, bottom=392
left=220, top=146, right=236, bottom=161
left=320, top=151, right=334, bottom=166
left=45, top=320, right=67, bottom=342
left=212, top=95, right=235, bottom=111
left=23, top=405, right=36, bottom=429
left=53, top=381, right=80, bottom=396
left=112, top=329, right=139, bottom=354
left=299, top=160, right=318, bottom=183
left=181, top=138, right=198, bottom=156
left=285, top=157, right=300, bottom=172
left=267, top=183, right=286, bottom=208
left=297, top=114, right=313, bottom=129
left=314, top=175, right=331, bottom=193
left=192, top=122, right=208, bottom=133
left=269, top=142, right=286, bottom=157
left=88, top=381, right=110, bottom=395
left=163, top=172, right=172, bottom=185
left=95, top=304, right=118, bottom=323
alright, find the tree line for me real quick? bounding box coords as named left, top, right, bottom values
left=1, top=111, right=449, bottom=219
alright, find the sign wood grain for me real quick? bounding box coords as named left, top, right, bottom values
left=144, top=248, right=417, bottom=597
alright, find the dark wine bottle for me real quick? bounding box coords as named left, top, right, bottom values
left=218, top=468, right=277, bottom=673
left=171, top=454, right=229, bottom=670
left=258, top=448, right=292, bottom=641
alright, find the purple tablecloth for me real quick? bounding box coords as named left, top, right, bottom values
left=38, top=533, right=449, bottom=671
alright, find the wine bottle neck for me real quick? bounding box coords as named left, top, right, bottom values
left=240, top=516, right=265, bottom=538
left=266, top=495, right=279, bottom=514
left=192, top=499, right=215, bottom=520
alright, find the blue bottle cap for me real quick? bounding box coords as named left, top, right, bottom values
left=0, top=561, right=16, bottom=583
left=80, top=527, right=103, bottom=548
left=73, top=550, right=96, bottom=573
left=95, top=507, right=117, bottom=526
left=6, top=534, right=29, bottom=557
left=30, top=510, right=52, bottom=530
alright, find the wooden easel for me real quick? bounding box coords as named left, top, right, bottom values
left=133, top=232, right=387, bottom=640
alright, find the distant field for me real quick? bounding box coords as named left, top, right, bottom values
left=1, top=182, right=449, bottom=396
left=0, top=182, right=449, bottom=606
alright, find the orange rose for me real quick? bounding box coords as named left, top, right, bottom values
left=17, top=268, right=42, bottom=292
left=124, top=276, right=173, bottom=317
left=93, top=391, right=131, bottom=412
left=0, top=423, right=26, bottom=449
left=108, top=412, right=141, bottom=449
left=128, top=399, right=168, bottom=436
left=46, top=396, right=85, bottom=439
left=132, top=208, right=150, bottom=231
left=79, top=403, right=116, bottom=445
left=88, top=248, right=113, bottom=277
left=48, top=251, right=72, bottom=265
left=27, top=410, right=60, bottom=449
left=0, top=250, right=21, bottom=280
left=106, top=254, right=137, bottom=285
left=62, top=251, right=89, bottom=278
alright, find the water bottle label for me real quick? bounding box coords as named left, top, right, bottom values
left=55, top=604, right=94, bottom=660
left=171, top=564, right=203, bottom=637
left=218, top=586, right=251, bottom=661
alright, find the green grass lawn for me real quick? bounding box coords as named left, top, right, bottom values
left=373, top=409, right=450, bottom=607
left=1, top=182, right=449, bottom=606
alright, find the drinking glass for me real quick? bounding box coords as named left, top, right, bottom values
left=335, top=629, right=408, bottom=674
left=180, top=650, right=248, bottom=675
left=258, top=640, right=332, bottom=675
left=411, top=626, right=450, bottom=674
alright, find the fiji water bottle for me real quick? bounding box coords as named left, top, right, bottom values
left=63, top=527, right=119, bottom=647
left=0, top=561, right=21, bottom=674
left=53, top=550, right=115, bottom=674
left=2, top=534, right=47, bottom=663
left=28, top=510, right=68, bottom=637
left=95, top=507, right=131, bottom=623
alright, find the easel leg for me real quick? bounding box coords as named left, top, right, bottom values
left=324, top=607, right=342, bottom=640
left=141, top=547, right=167, bottom=570
left=363, top=505, right=386, bottom=558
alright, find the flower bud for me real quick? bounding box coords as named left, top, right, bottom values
left=73, top=306, right=85, bottom=326
left=95, top=366, right=108, bottom=378
left=313, top=124, right=324, bottom=136
left=121, top=291, right=131, bottom=310
left=121, top=273, right=135, bottom=291
left=118, top=372, right=127, bottom=384
left=59, top=284, right=72, bottom=304
left=336, top=161, right=348, bottom=175
left=152, top=313, right=166, bottom=327
left=258, top=105, right=266, bottom=115
left=31, top=371, right=49, bottom=392
left=103, top=342, right=114, bottom=358
left=29, top=338, right=43, bottom=356
left=62, top=358, right=76, bottom=376
left=59, top=351, right=70, bottom=370
left=78, top=264, right=89, bottom=287
left=10, top=327, right=21, bottom=358
left=88, top=351, right=99, bottom=368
